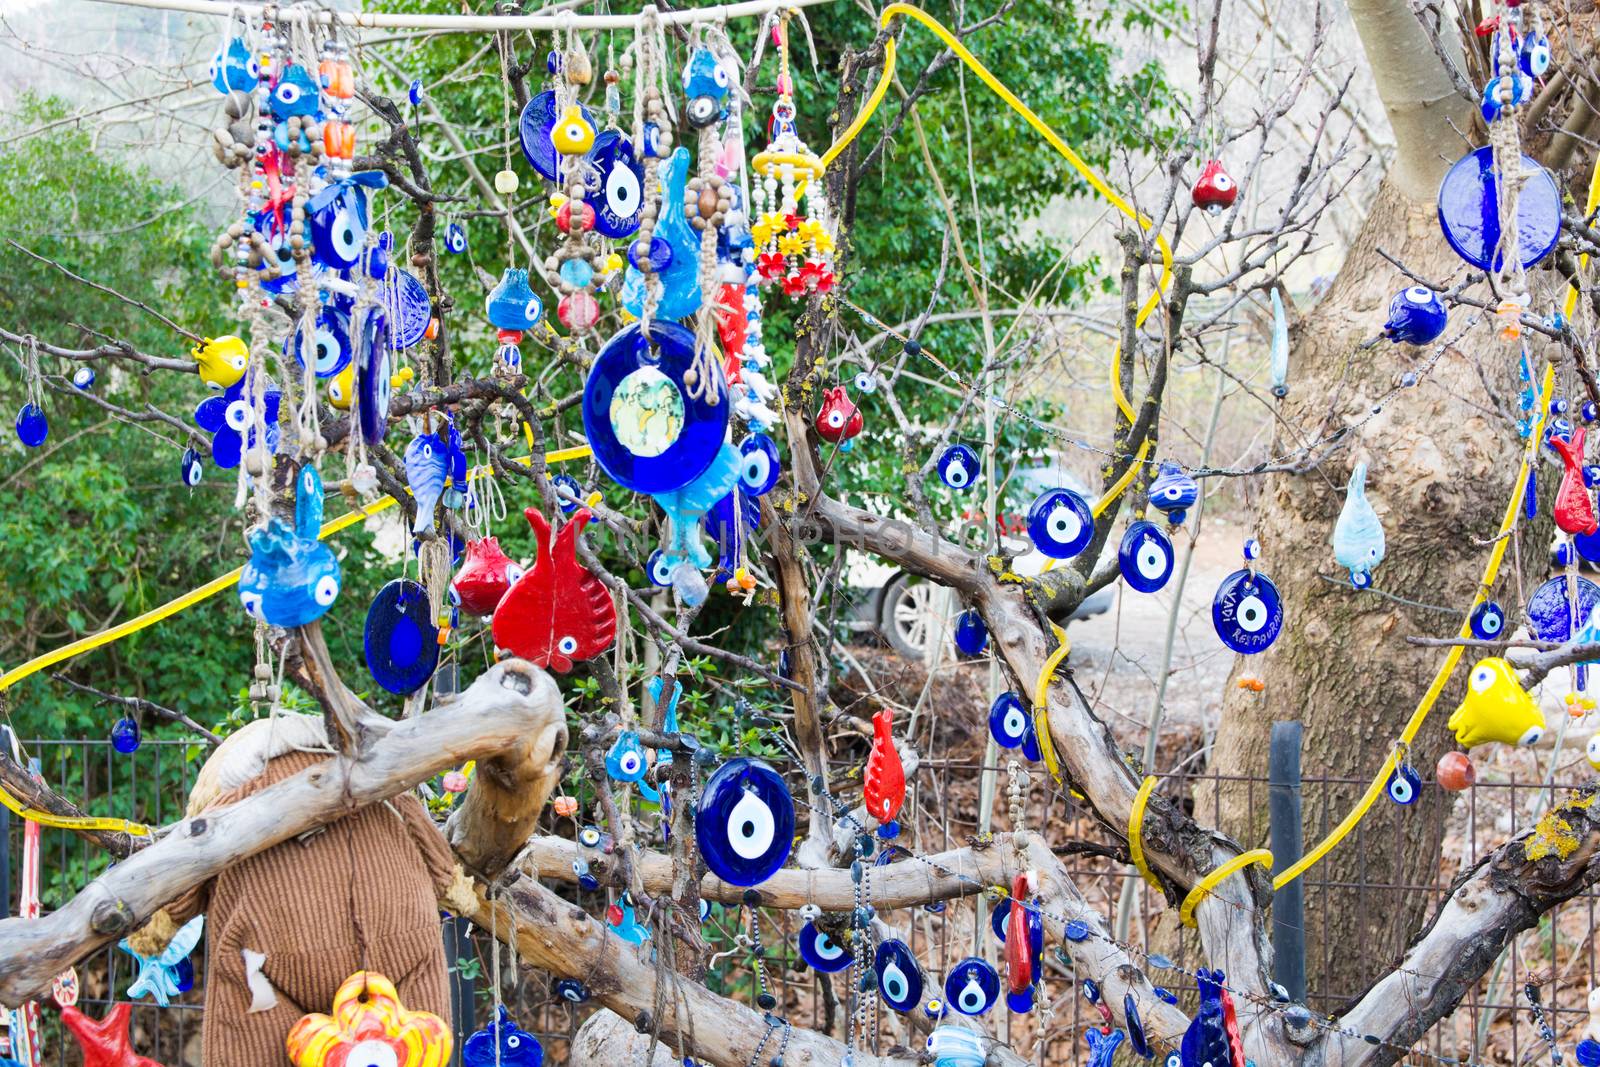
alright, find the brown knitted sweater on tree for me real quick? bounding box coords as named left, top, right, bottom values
left=164, top=749, right=456, bottom=1066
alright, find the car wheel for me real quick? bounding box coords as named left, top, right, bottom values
left=878, top=573, right=938, bottom=660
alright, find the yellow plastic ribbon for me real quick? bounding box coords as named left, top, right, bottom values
left=1179, top=848, right=1273, bottom=927
left=1127, top=775, right=1161, bottom=888
left=0, top=780, right=150, bottom=837
left=1030, top=623, right=1069, bottom=779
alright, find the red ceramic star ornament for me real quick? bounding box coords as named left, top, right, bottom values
left=491, top=507, right=616, bottom=672
left=1552, top=427, right=1599, bottom=535
left=862, top=708, right=905, bottom=825
left=60, top=1003, right=165, bottom=1067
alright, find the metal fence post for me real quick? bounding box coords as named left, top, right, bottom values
left=1269, top=720, right=1306, bottom=1002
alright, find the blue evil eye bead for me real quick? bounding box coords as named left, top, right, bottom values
left=444, top=222, right=467, bottom=254
left=1585, top=401, right=1599, bottom=424
left=953, top=609, right=988, bottom=656
left=990, top=899, right=1009, bottom=942
left=606, top=731, right=649, bottom=782
left=486, top=268, right=543, bottom=332
left=875, top=939, right=925, bottom=1013
left=551, top=472, right=582, bottom=513
left=938, top=444, right=980, bottom=490
left=1480, top=74, right=1533, bottom=124
left=944, top=957, right=1000, bottom=1016
left=854, top=371, right=877, bottom=394
left=1162, top=1053, right=1182, bottom=1067
left=1554, top=541, right=1576, bottom=569
left=1438, top=146, right=1561, bottom=272
left=1577, top=1040, right=1600, bottom=1067
left=739, top=434, right=781, bottom=496
left=1242, top=538, right=1262, bottom=561
left=922, top=998, right=948, bottom=1021
left=989, top=692, right=1029, bottom=749
left=1125, top=994, right=1150, bottom=1058
left=363, top=579, right=440, bottom=695
left=180, top=448, right=203, bottom=488
left=15, top=403, right=47, bottom=448
left=463, top=1006, right=542, bottom=1067
left=1521, top=33, right=1552, bottom=77
left=553, top=978, right=590, bottom=1004
left=408, top=79, right=425, bottom=106
left=1148, top=462, right=1199, bottom=525
left=287, top=305, right=353, bottom=378
left=694, top=757, right=794, bottom=887
left=110, top=716, right=141, bottom=754
left=307, top=183, right=372, bottom=271
left=590, top=131, right=645, bottom=239
left=583, top=322, right=730, bottom=494
left=518, top=91, right=595, bottom=181
left=1211, top=569, right=1284, bottom=654
left=72, top=367, right=95, bottom=389
left=798, top=921, right=852, bottom=973
left=1119, top=521, right=1175, bottom=593
left=1383, top=286, right=1447, bottom=345
left=1385, top=763, right=1421, bottom=805
left=1027, top=488, right=1094, bottom=559
left=1020, top=719, right=1043, bottom=762
left=357, top=309, right=393, bottom=445
left=1081, top=978, right=1101, bottom=1003
left=647, top=550, right=676, bottom=588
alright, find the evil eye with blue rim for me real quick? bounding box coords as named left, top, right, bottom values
left=552, top=472, right=582, bottom=513
left=944, top=957, right=1000, bottom=1016
left=739, top=434, right=781, bottom=496
left=937, top=444, right=980, bottom=490
left=954, top=609, right=988, bottom=656
left=1119, top=520, right=1175, bottom=593
left=1386, top=763, right=1421, bottom=805
left=1521, top=32, right=1552, bottom=77
left=1470, top=601, right=1506, bottom=641
left=1027, top=488, right=1094, bottom=559
left=553, top=978, right=590, bottom=1003
left=1125, top=994, right=1150, bottom=1058
left=1163, top=1052, right=1182, bottom=1067
left=922, top=998, right=948, bottom=1020
left=647, top=550, right=676, bottom=588
left=444, top=222, right=468, bottom=254
left=590, top=131, right=645, bottom=239
left=72, top=367, right=95, bottom=390
left=1020, top=720, right=1042, bottom=762
left=989, top=692, right=1029, bottom=749
left=180, top=448, right=203, bottom=487
left=1211, top=569, right=1285, bottom=654
left=606, top=731, right=648, bottom=782
left=990, top=900, right=1009, bottom=942
left=798, top=921, right=852, bottom=973
left=1006, top=986, right=1035, bottom=1014
left=308, top=184, right=370, bottom=271
left=694, top=758, right=794, bottom=887
left=875, top=939, right=925, bottom=1013
left=287, top=305, right=353, bottom=378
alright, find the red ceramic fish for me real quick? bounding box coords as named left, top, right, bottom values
left=60, top=1002, right=165, bottom=1067
left=1005, top=872, right=1032, bottom=995
left=491, top=507, right=616, bottom=672
left=815, top=385, right=863, bottom=444
left=1552, top=427, right=1598, bottom=535
left=862, top=708, right=905, bottom=824
left=451, top=536, right=524, bottom=617
left=1192, top=159, right=1238, bottom=215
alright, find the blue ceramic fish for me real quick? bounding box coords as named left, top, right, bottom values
left=238, top=465, right=341, bottom=626
left=405, top=421, right=466, bottom=536
left=652, top=442, right=741, bottom=571
left=621, top=147, right=703, bottom=321
left=462, top=1006, right=543, bottom=1067
left=1148, top=461, right=1199, bottom=525
left=119, top=915, right=204, bottom=1007
left=1269, top=288, right=1289, bottom=398
left=1331, top=462, right=1385, bottom=588
left=209, top=36, right=257, bottom=94
left=1383, top=286, right=1447, bottom=344
left=269, top=64, right=320, bottom=153
left=682, top=47, right=732, bottom=129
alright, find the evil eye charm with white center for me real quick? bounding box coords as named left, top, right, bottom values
left=945, top=957, right=1000, bottom=1016
left=1480, top=74, right=1533, bottom=124
left=798, top=921, right=852, bottom=973
left=739, top=434, right=781, bottom=496
left=938, top=444, right=980, bottom=490
left=1119, top=521, right=1175, bottom=593
left=72, top=367, right=95, bottom=389
left=1383, top=286, right=1448, bottom=345
left=307, top=183, right=371, bottom=271
left=647, top=550, right=676, bottom=588
left=1027, top=488, right=1094, bottom=559
left=551, top=473, right=582, bottom=514
left=854, top=371, right=877, bottom=394
left=876, top=939, right=925, bottom=1013
left=1211, top=568, right=1284, bottom=654
left=1148, top=461, right=1199, bottom=525
left=1386, top=763, right=1421, bottom=805
left=1470, top=601, right=1506, bottom=641
left=553, top=978, right=590, bottom=1003
left=1521, top=32, right=1553, bottom=77
left=180, top=448, right=203, bottom=487
left=953, top=609, right=987, bottom=656
left=1164, top=1053, right=1182, bottom=1067
left=990, top=692, right=1030, bottom=749
left=288, top=305, right=354, bottom=379
left=694, top=757, right=794, bottom=886
left=590, top=131, right=645, bottom=239
left=606, top=731, right=648, bottom=782
left=444, top=222, right=467, bottom=254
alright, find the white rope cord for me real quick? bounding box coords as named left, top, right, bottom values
left=84, top=0, right=836, bottom=33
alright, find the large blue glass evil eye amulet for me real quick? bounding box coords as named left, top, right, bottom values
left=589, top=130, right=645, bottom=239
left=876, top=939, right=925, bottom=1012
left=1386, top=763, right=1420, bottom=805
left=1527, top=576, right=1600, bottom=642
left=363, top=579, right=440, bottom=695
left=1027, top=488, right=1094, bottom=559
left=944, top=957, right=1000, bottom=1016
left=990, top=692, right=1029, bottom=749
left=798, top=921, right=852, bottom=973
left=1211, top=569, right=1284, bottom=654
left=937, top=444, right=980, bottom=490
left=1437, top=146, right=1560, bottom=272
left=694, top=757, right=794, bottom=886
left=1469, top=601, right=1506, bottom=641
left=1119, top=521, right=1175, bottom=593
left=953, top=609, right=987, bottom=656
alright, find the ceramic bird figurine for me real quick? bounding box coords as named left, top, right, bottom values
left=59, top=1002, right=166, bottom=1067
left=491, top=508, right=617, bottom=672
left=1447, top=658, right=1546, bottom=748
left=863, top=708, right=906, bottom=828
left=191, top=335, right=249, bottom=391
left=1332, top=462, right=1385, bottom=588
left=120, top=915, right=204, bottom=1007
left=1552, top=427, right=1599, bottom=535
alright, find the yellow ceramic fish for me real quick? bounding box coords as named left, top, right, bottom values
left=326, top=363, right=354, bottom=410
left=191, top=335, right=249, bottom=391
left=1447, top=658, right=1546, bottom=748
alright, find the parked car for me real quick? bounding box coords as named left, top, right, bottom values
left=841, top=466, right=1115, bottom=659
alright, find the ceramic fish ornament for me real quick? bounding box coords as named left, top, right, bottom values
left=191, top=335, right=249, bottom=391
left=682, top=46, right=732, bottom=128
left=652, top=442, right=742, bottom=573
left=863, top=708, right=906, bottom=830
left=1552, top=427, right=1599, bottom=535
left=492, top=508, right=617, bottom=672
left=119, top=915, right=204, bottom=1007
left=404, top=420, right=466, bottom=536
left=606, top=892, right=651, bottom=945
left=621, top=147, right=703, bottom=321
left=238, top=466, right=340, bottom=627
left=451, top=537, right=524, bottom=616
left=462, top=1006, right=542, bottom=1067
left=1191, top=159, right=1237, bottom=214
left=59, top=1002, right=165, bottom=1067
left=815, top=385, right=864, bottom=445
left=1148, top=461, right=1199, bottom=525
left=286, top=971, right=452, bottom=1067
left=1269, top=288, right=1290, bottom=398
left=1447, top=658, right=1546, bottom=748
left=209, top=35, right=257, bottom=94
left=1331, top=462, right=1385, bottom=588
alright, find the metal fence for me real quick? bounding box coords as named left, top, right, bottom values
left=7, top=735, right=1595, bottom=1067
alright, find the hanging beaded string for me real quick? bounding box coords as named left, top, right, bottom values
left=630, top=8, right=674, bottom=338
left=18, top=336, right=43, bottom=421
left=1525, top=982, right=1565, bottom=1066
left=495, top=24, right=519, bottom=266
left=541, top=22, right=609, bottom=336
left=683, top=22, right=737, bottom=404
